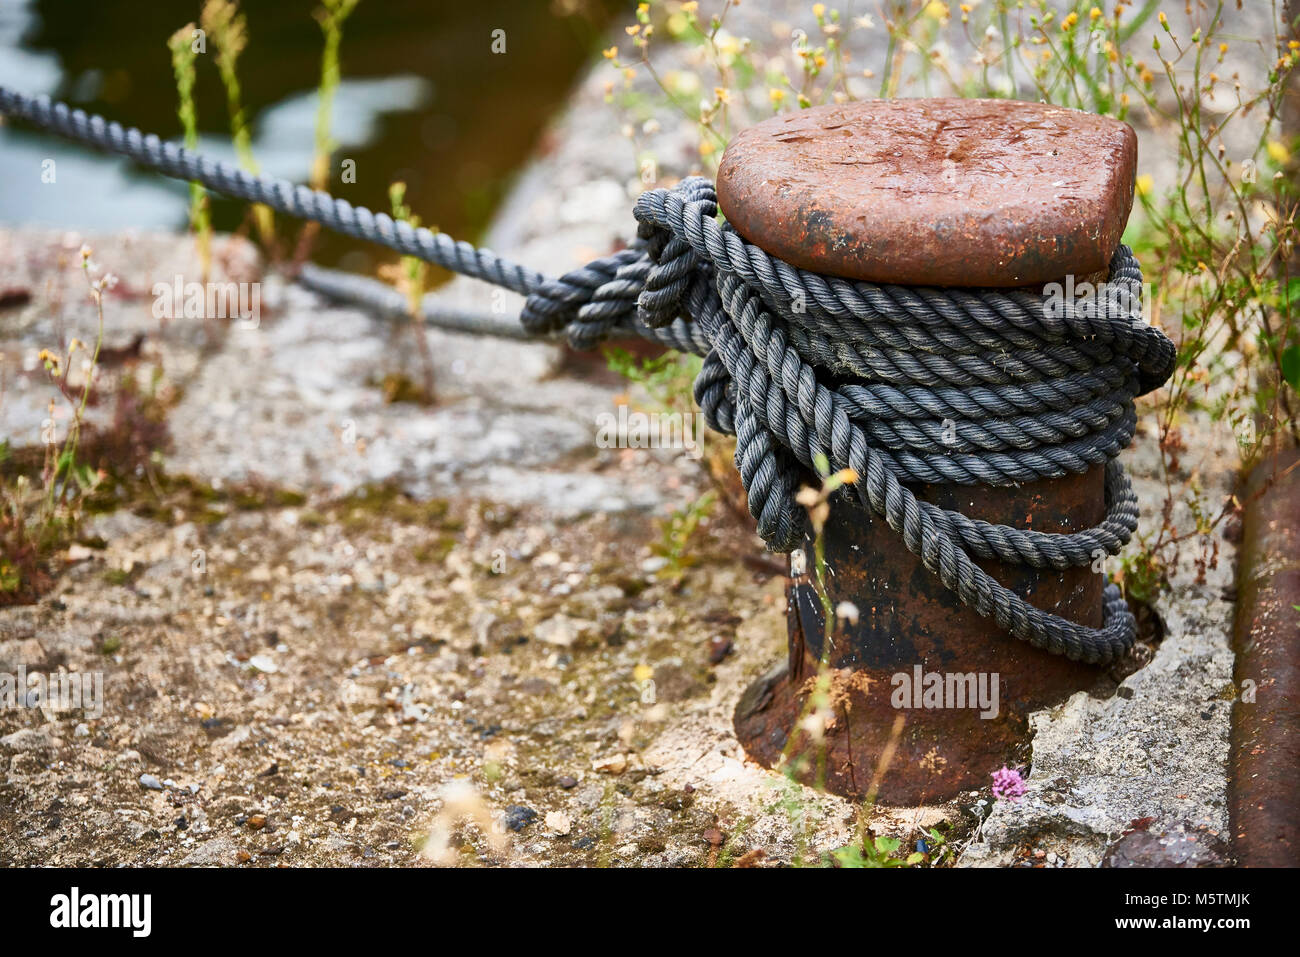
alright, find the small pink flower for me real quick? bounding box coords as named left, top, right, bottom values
left=991, top=766, right=1027, bottom=802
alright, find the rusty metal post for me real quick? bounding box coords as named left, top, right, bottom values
left=722, top=99, right=1139, bottom=804
left=1230, top=449, right=1300, bottom=866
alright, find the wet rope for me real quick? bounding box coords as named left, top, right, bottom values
left=0, top=87, right=1175, bottom=663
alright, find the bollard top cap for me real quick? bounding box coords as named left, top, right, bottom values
left=716, top=98, right=1137, bottom=288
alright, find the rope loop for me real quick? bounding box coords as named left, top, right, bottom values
left=576, top=177, right=1169, bottom=662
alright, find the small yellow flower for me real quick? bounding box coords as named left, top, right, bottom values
left=699, top=139, right=716, bottom=157
left=603, top=45, right=618, bottom=59
left=632, top=663, right=654, bottom=683
left=1089, top=6, right=1102, bottom=20
left=1061, top=11, right=1078, bottom=30
left=681, top=1, right=698, bottom=12
left=924, top=1, right=947, bottom=21
left=714, top=86, right=732, bottom=104
left=769, top=87, right=786, bottom=104
left=1266, top=140, right=1292, bottom=165
left=1135, top=173, right=1154, bottom=196
left=813, top=3, right=825, bottom=18
left=625, top=24, right=640, bottom=36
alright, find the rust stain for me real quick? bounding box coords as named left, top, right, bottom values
left=735, top=466, right=1109, bottom=805
left=716, top=98, right=1137, bottom=287
left=1230, top=449, right=1300, bottom=866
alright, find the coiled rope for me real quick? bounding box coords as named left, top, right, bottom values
left=0, top=87, right=1176, bottom=663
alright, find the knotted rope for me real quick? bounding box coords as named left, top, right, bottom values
left=0, top=88, right=1176, bottom=663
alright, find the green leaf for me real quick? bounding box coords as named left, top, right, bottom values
left=830, top=845, right=868, bottom=868
left=1282, top=344, right=1300, bottom=390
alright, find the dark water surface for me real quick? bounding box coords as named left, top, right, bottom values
left=0, top=0, right=622, bottom=272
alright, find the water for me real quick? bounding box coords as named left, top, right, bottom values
left=0, top=0, right=621, bottom=273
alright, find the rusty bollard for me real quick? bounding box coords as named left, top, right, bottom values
left=723, top=99, right=1139, bottom=804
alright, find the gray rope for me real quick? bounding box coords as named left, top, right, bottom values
left=296, top=263, right=541, bottom=341
left=0, top=87, right=1176, bottom=664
